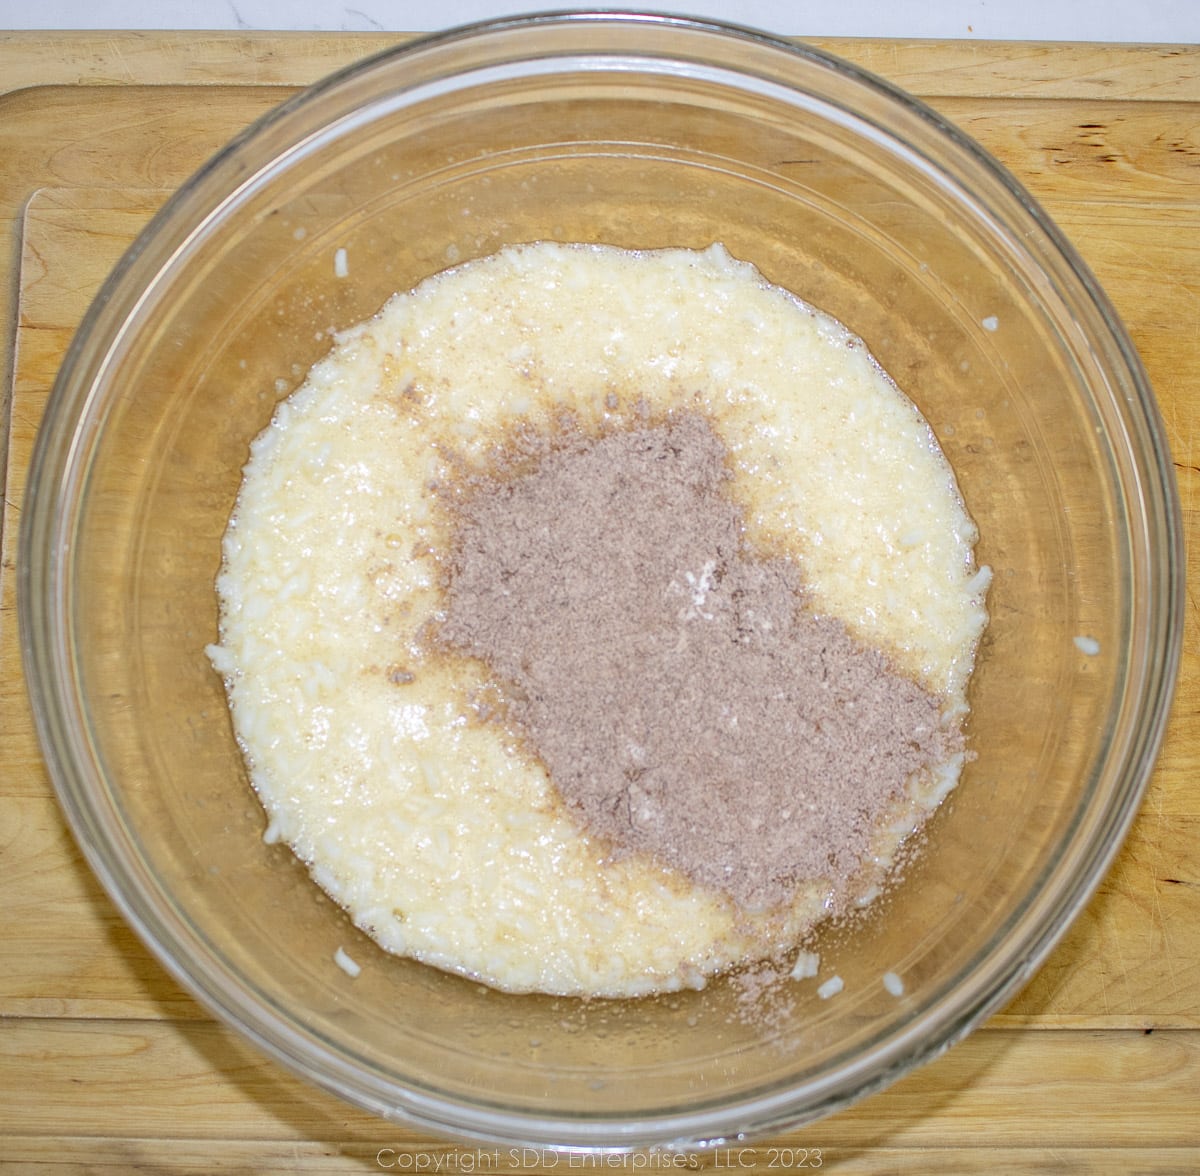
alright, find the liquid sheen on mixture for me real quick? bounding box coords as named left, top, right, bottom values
left=207, top=243, right=990, bottom=997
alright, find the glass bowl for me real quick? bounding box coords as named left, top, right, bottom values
left=20, top=11, right=1183, bottom=1152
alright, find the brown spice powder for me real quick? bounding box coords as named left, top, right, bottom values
left=437, top=412, right=960, bottom=911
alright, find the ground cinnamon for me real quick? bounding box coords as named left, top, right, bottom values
left=437, top=412, right=959, bottom=911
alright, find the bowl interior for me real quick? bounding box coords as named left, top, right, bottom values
left=27, top=16, right=1173, bottom=1148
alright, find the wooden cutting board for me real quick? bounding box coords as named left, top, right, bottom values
left=1, top=32, right=1198, bottom=1173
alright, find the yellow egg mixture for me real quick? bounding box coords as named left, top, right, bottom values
left=207, top=243, right=989, bottom=996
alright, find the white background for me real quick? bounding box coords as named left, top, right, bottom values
left=1, top=1, right=1198, bottom=43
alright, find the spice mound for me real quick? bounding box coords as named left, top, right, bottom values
left=441, top=414, right=959, bottom=912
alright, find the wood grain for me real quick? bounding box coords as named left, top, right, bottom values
left=2, top=33, right=1198, bottom=1174
left=0, top=1021, right=1197, bottom=1154
left=0, top=32, right=1196, bottom=101
left=1, top=1142, right=1196, bottom=1176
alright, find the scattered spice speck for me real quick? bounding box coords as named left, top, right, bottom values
left=334, top=247, right=349, bottom=279
left=817, top=975, right=844, bottom=1000
left=883, top=970, right=905, bottom=996
left=334, top=946, right=362, bottom=977
left=1074, top=635, right=1101, bottom=656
